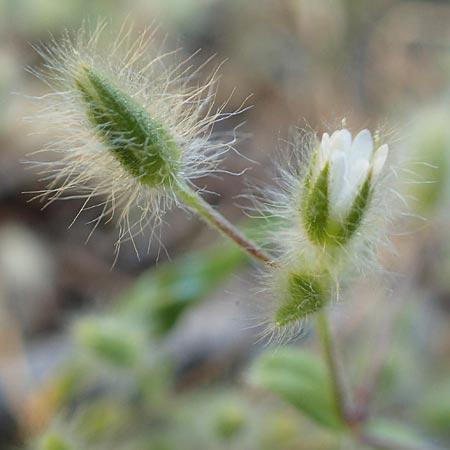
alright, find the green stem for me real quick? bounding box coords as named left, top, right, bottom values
left=316, top=312, right=435, bottom=450
left=175, top=182, right=275, bottom=266
left=316, top=310, right=347, bottom=424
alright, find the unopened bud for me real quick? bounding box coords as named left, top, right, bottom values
left=75, top=65, right=181, bottom=186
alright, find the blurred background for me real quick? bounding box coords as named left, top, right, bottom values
left=0, top=0, right=450, bottom=449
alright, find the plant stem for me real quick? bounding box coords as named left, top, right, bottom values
left=316, top=310, right=347, bottom=425
left=175, top=182, right=275, bottom=266
left=315, top=312, right=436, bottom=450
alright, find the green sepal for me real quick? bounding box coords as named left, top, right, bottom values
left=333, top=174, right=372, bottom=245
left=302, top=143, right=320, bottom=195
left=75, top=65, right=180, bottom=186
left=275, top=272, right=327, bottom=327
left=302, top=163, right=330, bottom=245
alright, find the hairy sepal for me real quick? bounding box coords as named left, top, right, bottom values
left=75, top=65, right=180, bottom=187
left=275, top=272, right=328, bottom=327
left=302, top=163, right=329, bottom=246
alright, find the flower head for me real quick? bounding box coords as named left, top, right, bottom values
left=303, top=128, right=388, bottom=246
left=28, top=22, right=240, bottom=256
left=255, top=127, right=391, bottom=339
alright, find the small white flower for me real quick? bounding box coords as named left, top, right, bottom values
left=250, top=127, right=393, bottom=337
left=301, top=128, right=389, bottom=247
left=321, top=129, right=389, bottom=220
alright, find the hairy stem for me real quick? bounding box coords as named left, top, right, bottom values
left=175, top=182, right=275, bottom=266
left=316, top=310, right=347, bottom=424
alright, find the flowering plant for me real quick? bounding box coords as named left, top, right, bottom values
left=27, top=23, right=438, bottom=450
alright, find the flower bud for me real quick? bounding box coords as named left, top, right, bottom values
left=75, top=64, right=181, bottom=187
left=30, top=24, right=237, bottom=253
left=302, top=129, right=388, bottom=246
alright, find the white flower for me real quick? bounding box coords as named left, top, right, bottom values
left=301, top=128, right=389, bottom=247
left=320, top=129, right=388, bottom=220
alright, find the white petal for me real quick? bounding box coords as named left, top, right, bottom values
left=318, top=133, right=331, bottom=169
left=351, top=129, right=373, bottom=161
left=328, top=151, right=348, bottom=214
left=332, top=159, right=370, bottom=219
left=330, top=129, right=352, bottom=153
left=347, top=159, right=370, bottom=193
left=321, top=132, right=330, bottom=148
left=372, top=144, right=388, bottom=177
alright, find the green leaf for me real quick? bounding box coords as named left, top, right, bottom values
left=75, top=318, right=139, bottom=367
left=418, top=379, right=450, bottom=435
left=250, top=348, right=343, bottom=430
left=366, top=419, right=437, bottom=450
left=40, top=435, right=73, bottom=450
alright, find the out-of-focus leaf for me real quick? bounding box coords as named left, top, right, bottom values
left=213, top=399, right=246, bottom=440
left=403, top=108, right=450, bottom=215
left=418, top=379, right=450, bottom=435
left=116, top=217, right=278, bottom=337
left=365, top=419, right=438, bottom=450
left=250, top=348, right=343, bottom=430
left=118, top=241, right=247, bottom=336
left=40, top=434, right=73, bottom=450
left=75, top=317, right=140, bottom=368
left=49, top=364, right=87, bottom=407
left=76, top=400, right=130, bottom=441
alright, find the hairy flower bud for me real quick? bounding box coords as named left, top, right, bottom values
left=29, top=23, right=239, bottom=255
left=302, top=129, right=388, bottom=246
left=74, top=65, right=181, bottom=187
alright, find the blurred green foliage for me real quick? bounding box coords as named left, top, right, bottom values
left=116, top=238, right=248, bottom=337
left=250, top=347, right=342, bottom=430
